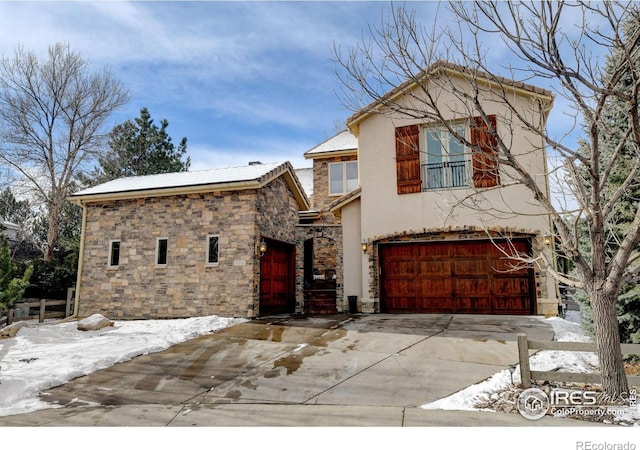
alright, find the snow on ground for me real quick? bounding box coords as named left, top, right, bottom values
left=0, top=315, right=245, bottom=417
left=0, top=309, right=636, bottom=425
left=422, top=310, right=640, bottom=425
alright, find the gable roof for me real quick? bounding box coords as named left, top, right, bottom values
left=304, top=130, right=357, bottom=159
left=294, top=167, right=314, bottom=197
left=70, top=162, right=310, bottom=210
left=328, top=187, right=361, bottom=218
left=346, top=60, right=555, bottom=129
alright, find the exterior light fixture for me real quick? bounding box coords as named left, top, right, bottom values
left=258, top=239, right=267, bottom=257
left=361, top=242, right=368, bottom=253
left=543, top=235, right=552, bottom=245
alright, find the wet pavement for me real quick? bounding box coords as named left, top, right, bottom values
left=0, top=313, right=605, bottom=426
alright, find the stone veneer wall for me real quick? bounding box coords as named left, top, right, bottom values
left=295, top=223, right=343, bottom=312
left=311, top=155, right=357, bottom=217
left=78, top=176, right=301, bottom=319
left=255, top=176, right=303, bottom=316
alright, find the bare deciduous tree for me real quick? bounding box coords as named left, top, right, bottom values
left=0, top=42, right=129, bottom=260
left=335, top=1, right=640, bottom=398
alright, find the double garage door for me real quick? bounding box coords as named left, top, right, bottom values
left=380, top=240, right=535, bottom=315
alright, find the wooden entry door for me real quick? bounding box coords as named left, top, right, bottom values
left=259, top=239, right=295, bottom=316
left=379, top=240, right=535, bottom=315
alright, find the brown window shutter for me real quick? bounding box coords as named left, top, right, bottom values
left=395, top=124, right=421, bottom=194
left=470, top=115, right=500, bottom=188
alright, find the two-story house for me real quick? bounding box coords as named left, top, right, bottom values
left=329, top=61, right=559, bottom=316
left=69, top=61, right=558, bottom=320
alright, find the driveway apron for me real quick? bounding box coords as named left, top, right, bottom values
left=38, top=314, right=553, bottom=410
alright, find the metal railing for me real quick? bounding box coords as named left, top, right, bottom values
left=422, top=160, right=469, bottom=190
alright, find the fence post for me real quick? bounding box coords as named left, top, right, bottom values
left=7, top=308, right=14, bottom=325
left=39, top=299, right=46, bottom=323
left=66, top=287, right=75, bottom=317
left=517, top=333, right=532, bottom=388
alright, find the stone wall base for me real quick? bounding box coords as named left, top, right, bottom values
left=360, top=298, right=379, bottom=314
left=537, top=298, right=560, bottom=317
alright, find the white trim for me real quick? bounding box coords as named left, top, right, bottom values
left=420, top=122, right=471, bottom=190
left=108, top=240, right=121, bottom=268
left=205, top=234, right=220, bottom=266
left=328, top=161, right=359, bottom=197
left=155, top=237, right=168, bottom=267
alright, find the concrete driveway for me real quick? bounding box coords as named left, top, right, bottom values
left=0, top=313, right=601, bottom=426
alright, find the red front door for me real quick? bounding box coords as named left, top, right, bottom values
left=259, top=239, right=295, bottom=316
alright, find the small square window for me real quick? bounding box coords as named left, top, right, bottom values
left=206, top=235, right=219, bottom=265
left=109, top=240, right=120, bottom=267
left=156, top=238, right=168, bottom=266
left=328, top=161, right=358, bottom=196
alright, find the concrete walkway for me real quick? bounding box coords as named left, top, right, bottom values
left=0, top=314, right=606, bottom=426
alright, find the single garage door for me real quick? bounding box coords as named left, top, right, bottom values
left=259, top=239, right=295, bottom=316
left=380, top=240, right=535, bottom=315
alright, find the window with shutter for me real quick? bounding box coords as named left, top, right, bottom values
left=470, top=115, right=500, bottom=188
left=395, top=124, right=421, bottom=194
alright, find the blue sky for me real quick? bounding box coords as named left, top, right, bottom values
left=0, top=1, right=411, bottom=171
left=0, top=1, right=608, bottom=174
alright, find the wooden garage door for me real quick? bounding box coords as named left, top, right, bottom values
left=259, top=239, right=295, bottom=316
left=380, top=240, right=535, bottom=314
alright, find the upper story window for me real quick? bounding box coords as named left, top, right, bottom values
left=423, top=124, right=469, bottom=190
left=395, top=115, right=500, bottom=195
left=329, top=161, right=358, bottom=196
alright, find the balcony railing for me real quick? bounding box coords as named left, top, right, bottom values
left=422, top=160, right=469, bottom=190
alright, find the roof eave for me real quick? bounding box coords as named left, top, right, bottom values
left=303, top=148, right=358, bottom=160
left=69, top=163, right=311, bottom=211
left=68, top=179, right=264, bottom=205
left=328, top=187, right=361, bottom=218
left=346, top=62, right=554, bottom=130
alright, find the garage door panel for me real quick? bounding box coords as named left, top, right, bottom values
left=422, top=297, right=455, bottom=312
left=417, top=243, right=449, bottom=257
left=455, top=297, right=492, bottom=313
left=385, top=279, right=416, bottom=296
left=453, top=259, right=488, bottom=276
left=418, top=278, right=452, bottom=295
left=493, top=296, right=530, bottom=313
left=491, top=258, right=530, bottom=274
left=455, top=278, right=491, bottom=295
left=418, top=260, right=451, bottom=276
left=454, top=242, right=491, bottom=256
left=380, top=240, right=535, bottom=315
left=385, top=297, right=417, bottom=313
left=493, top=278, right=530, bottom=295
left=386, top=261, right=416, bottom=277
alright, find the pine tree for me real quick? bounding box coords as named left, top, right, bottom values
left=85, top=107, right=190, bottom=185
left=0, top=229, right=32, bottom=315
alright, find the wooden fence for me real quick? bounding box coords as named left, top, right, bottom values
left=517, top=333, right=640, bottom=388
left=1, top=287, right=75, bottom=327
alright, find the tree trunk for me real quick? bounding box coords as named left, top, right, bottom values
left=44, top=200, right=61, bottom=262
left=590, top=285, right=629, bottom=398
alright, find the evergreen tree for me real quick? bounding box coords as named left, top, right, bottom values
left=85, top=107, right=190, bottom=185
left=0, top=229, right=32, bottom=314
